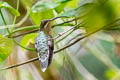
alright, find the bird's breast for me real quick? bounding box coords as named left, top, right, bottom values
left=35, top=31, right=48, bottom=56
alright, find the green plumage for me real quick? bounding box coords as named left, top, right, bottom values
left=35, top=31, right=48, bottom=56
left=35, top=31, right=54, bottom=72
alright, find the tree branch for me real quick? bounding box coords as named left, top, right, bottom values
left=0, top=25, right=104, bottom=71
left=1, top=17, right=120, bottom=71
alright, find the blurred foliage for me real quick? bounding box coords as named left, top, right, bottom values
left=0, top=0, right=120, bottom=80
left=0, top=34, right=13, bottom=63
left=21, top=33, right=38, bottom=50
left=105, top=69, right=116, bottom=80
left=83, top=0, right=119, bottom=32
left=0, top=1, right=20, bottom=16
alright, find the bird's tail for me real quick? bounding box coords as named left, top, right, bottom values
left=38, top=53, right=49, bottom=72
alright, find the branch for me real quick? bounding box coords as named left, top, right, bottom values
left=11, top=0, right=20, bottom=30
left=52, top=14, right=87, bottom=28
left=0, top=9, right=10, bottom=34
left=55, top=29, right=75, bottom=44
left=13, top=39, right=35, bottom=51
left=1, top=18, right=120, bottom=71
left=9, top=29, right=38, bottom=38
left=0, top=57, right=39, bottom=71
left=53, top=23, right=82, bottom=40
left=0, top=25, right=104, bottom=71
left=65, top=33, right=85, bottom=44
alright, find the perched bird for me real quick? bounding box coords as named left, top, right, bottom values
left=35, top=20, right=53, bottom=72
left=35, top=16, right=68, bottom=72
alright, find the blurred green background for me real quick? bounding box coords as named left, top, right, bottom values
left=0, top=0, right=120, bottom=80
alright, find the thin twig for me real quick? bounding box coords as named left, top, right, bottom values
left=53, top=23, right=81, bottom=40
left=52, top=15, right=84, bottom=28
left=9, top=29, right=38, bottom=38
left=0, top=57, right=39, bottom=71
left=13, top=39, right=35, bottom=51
left=55, top=29, right=75, bottom=44
left=11, top=0, right=20, bottom=31
left=66, top=33, right=85, bottom=44
left=0, top=9, right=10, bottom=34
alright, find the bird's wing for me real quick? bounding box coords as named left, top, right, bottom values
left=35, top=34, right=49, bottom=72
left=47, top=35, right=54, bottom=66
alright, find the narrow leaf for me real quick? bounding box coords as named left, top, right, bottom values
left=0, top=1, right=20, bottom=16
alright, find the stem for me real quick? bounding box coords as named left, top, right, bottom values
left=52, top=13, right=87, bottom=28
left=0, top=9, right=10, bottom=34
left=65, top=33, right=85, bottom=45
left=0, top=57, right=39, bottom=71
left=0, top=8, right=30, bottom=30
left=53, top=23, right=81, bottom=40
left=5, top=25, right=39, bottom=37
left=13, top=39, right=35, bottom=51
left=9, top=29, right=38, bottom=38
left=16, top=8, right=30, bottom=27
left=55, top=29, right=75, bottom=44
left=11, top=0, right=20, bottom=31
left=10, top=25, right=39, bottom=35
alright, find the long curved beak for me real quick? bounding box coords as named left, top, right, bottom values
left=48, top=16, right=69, bottom=21
left=44, top=16, right=69, bottom=29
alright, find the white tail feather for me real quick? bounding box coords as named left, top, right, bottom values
left=41, top=67, right=47, bottom=72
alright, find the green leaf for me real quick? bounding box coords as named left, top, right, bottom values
left=105, top=69, right=116, bottom=79
left=60, top=3, right=94, bottom=17
left=0, top=34, right=2, bottom=38
left=21, top=33, right=38, bottom=50
left=82, top=1, right=118, bottom=32
left=32, top=1, right=59, bottom=13
left=21, top=0, right=35, bottom=8
left=0, top=1, right=20, bottom=16
left=66, top=0, right=78, bottom=8
left=60, top=9, right=76, bottom=17
left=30, top=9, right=54, bottom=25
left=0, top=37, right=14, bottom=62
left=30, top=1, right=60, bottom=25
left=54, top=0, right=71, bottom=13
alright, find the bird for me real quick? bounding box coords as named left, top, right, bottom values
left=34, top=16, right=68, bottom=72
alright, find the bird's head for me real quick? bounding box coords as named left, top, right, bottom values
left=40, top=19, right=50, bottom=31
left=40, top=16, right=69, bottom=31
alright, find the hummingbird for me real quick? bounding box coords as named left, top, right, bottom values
left=35, top=16, right=68, bottom=72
